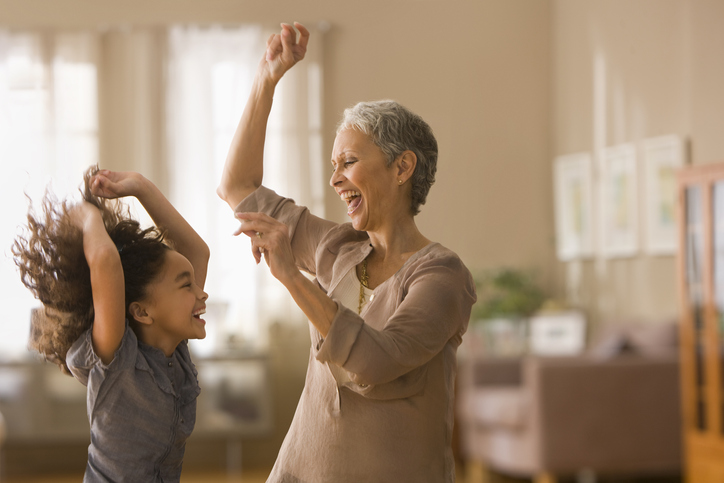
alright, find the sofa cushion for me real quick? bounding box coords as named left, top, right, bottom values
left=462, top=386, right=527, bottom=429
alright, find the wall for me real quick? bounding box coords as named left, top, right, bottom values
left=552, top=0, right=724, bottom=324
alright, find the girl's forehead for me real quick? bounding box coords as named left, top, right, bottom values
left=156, top=250, right=193, bottom=282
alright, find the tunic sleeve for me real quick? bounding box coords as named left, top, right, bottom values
left=233, top=186, right=337, bottom=275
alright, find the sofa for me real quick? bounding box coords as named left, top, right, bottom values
left=456, top=321, right=682, bottom=483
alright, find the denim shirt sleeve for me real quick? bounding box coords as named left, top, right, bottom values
left=67, top=321, right=137, bottom=387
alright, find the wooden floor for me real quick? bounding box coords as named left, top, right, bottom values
left=4, top=468, right=272, bottom=483
left=1, top=465, right=681, bottom=483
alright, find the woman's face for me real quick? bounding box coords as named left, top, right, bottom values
left=330, top=129, right=400, bottom=232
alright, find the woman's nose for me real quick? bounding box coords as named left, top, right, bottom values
left=329, top=169, right=343, bottom=187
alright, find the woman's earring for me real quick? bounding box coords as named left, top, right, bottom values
left=398, top=179, right=403, bottom=185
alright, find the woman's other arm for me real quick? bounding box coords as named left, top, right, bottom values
left=90, top=171, right=211, bottom=289
left=217, top=22, right=309, bottom=210
left=70, top=203, right=126, bottom=364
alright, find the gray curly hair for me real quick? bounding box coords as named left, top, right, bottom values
left=336, top=100, right=438, bottom=215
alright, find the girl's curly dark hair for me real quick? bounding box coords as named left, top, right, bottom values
left=12, top=165, right=170, bottom=375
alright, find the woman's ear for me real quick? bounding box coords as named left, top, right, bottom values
left=128, top=301, right=152, bottom=326
left=396, top=150, right=417, bottom=183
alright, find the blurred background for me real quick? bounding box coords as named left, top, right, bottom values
left=1, top=0, right=723, bottom=482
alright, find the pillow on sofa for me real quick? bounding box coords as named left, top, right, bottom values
left=625, top=321, right=678, bottom=356
left=587, top=327, right=633, bottom=359
left=588, top=320, right=678, bottom=359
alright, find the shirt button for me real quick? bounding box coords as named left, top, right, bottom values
left=168, top=362, right=173, bottom=367
left=358, top=383, right=368, bottom=388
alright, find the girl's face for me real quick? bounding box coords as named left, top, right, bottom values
left=143, top=250, right=208, bottom=344
left=330, top=128, right=400, bottom=232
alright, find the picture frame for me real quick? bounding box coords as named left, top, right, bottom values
left=528, top=310, right=586, bottom=356
left=642, top=135, right=686, bottom=255
left=600, top=143, right=638, bottom=258
left=554, top=153, right=594, bottom=261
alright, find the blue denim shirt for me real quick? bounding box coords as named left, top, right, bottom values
left=67, top=323, right=200, bottom=482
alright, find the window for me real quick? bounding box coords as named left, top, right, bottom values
left=165, top=25, right=324, bottom=355
left=0, top=25, right=324, bottom=360
left=0, top=31, right=99, bottom=361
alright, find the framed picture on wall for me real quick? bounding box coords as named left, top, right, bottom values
left=642, top=135, right=686, bottom=255
left=554, top=152, right=594, bottom=261
left=600, top=143, right=638, bottom=258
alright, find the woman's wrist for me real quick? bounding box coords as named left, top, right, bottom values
left=131, top=174, right=155, bottom=204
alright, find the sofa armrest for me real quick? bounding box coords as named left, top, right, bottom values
left=524, top=354, right=682, bottom=475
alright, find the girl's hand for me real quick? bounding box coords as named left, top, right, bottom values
left=90, top=170, right=145, bottom=200
left=233, top=212, right=299, bottom=282
left=261, top=22, right=310, bottom=85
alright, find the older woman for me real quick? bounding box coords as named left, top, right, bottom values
left=217, top=23, right=476, bottom=483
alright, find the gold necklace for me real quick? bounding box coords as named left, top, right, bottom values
left=358, top=257, right=369, bottom=314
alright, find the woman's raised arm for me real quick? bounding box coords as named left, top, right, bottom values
left=217, top=22, right=309, bottom=210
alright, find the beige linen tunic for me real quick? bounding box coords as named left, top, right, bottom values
left=236, top=187, right=476, bottom=483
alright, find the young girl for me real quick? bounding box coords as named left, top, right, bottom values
left=13, top=165, right=210, bottom=482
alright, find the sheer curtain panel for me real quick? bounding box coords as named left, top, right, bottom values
left=165, top=25, right=325, bottom=353
left=0, top=30, right=99, bottom=361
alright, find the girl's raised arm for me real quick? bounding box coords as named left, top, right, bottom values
left=217, top=22, right=309, bottom=210
left=90, top=171, right=210, bottom=289
left=70, top=202, right=126, bottom=364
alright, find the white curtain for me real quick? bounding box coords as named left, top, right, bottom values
left=165, top=25, right=325, bottom=354
left=0, top=30, right=99, bottom=360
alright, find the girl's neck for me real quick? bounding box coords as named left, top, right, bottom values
left=132, top=325, right=182, bottom=357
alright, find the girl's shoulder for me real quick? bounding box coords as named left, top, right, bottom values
left=66, top=322, right=137, bottom=385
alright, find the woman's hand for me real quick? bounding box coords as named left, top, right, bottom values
left=89, top=169, right=146, bottom=200
left=260, top=22, right=310, bottom=85
left=233, top=212, right=299, bottom=282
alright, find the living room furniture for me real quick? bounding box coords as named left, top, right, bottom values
left=456, top=323, right=682, bottom=483
left=677, top=162, right=724, bottom=482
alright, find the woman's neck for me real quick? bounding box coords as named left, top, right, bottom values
left=363, top=220, right=431, bottom=289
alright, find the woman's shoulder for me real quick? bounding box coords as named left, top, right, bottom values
left=403, top=242, right=475, bottom=285
left=414, top=242, right=469, bottom=268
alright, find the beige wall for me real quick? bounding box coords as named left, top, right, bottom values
left=552, top=0, right=724, bottom=324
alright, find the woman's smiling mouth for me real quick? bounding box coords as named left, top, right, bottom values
left=340, top=190, right=362, bottom=214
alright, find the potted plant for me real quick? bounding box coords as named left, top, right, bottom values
left=469, top=267, right=546, bottom=357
